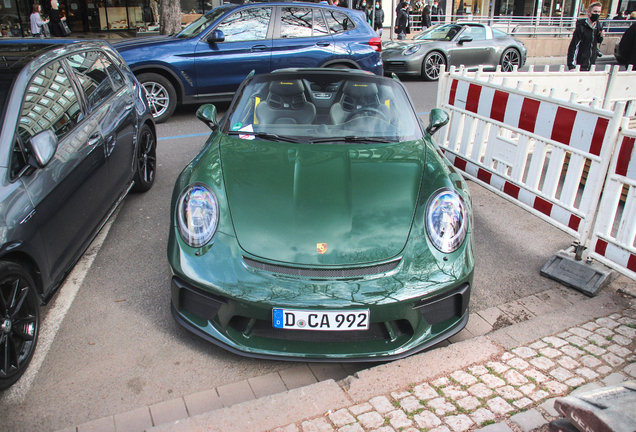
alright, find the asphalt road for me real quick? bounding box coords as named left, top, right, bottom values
left=0, top=78, right=575, bottom=432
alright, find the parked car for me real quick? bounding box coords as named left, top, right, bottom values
left=168, top=68, right=474, bottom=361
left=113, top=2, right=383, bottom=123
left=383, top=23, right=527, bottom=80
left=0, top=40, right=156, bottom=390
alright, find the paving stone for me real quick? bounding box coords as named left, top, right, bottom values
left=571, top=382, right=604, bottom=395
left=302, top=418, right=334, bottom=432
left=467, top=383, right=494, bottom=399
left=445, top=414, right=474, bottom=432
left=518, top=295, right=554, bottom=316
left=560, top=345, right=586, bottom=358
left=481, top=374, right=506, bottom=388
left=496, top=385, right=523, bottom=400
left=564, top=377, right=586, bottom=387
left=430, top=426, right=452, bottom=432
left=470, top=408, right=496, bottom=425
left=114, top=407, right=152, bottom=432
left=510, top=409, right=548, bottom=432
left=442, top=385, right=469, bottom=401
left=349, top=403, right=373, bottom=416
left=550, top=367, right=575, bottom=381
left=506, top=357, right=530, bottom=370
left=612, top=334, right=632, bottom=346
left=557, top=356, right=580, bottom=370
left=544, top=381, right=569, bottom=395
left=597, top=365, right=613, bottom=375
left=581, top=322, right=601, bottom=331
left=542, top=336, right=569, bottom=349
left=523, top=368, right=550, bottom=383
left=596, top=317, right=621, bottom=329
left=602, top=352, right=625, bottom=366
left=557, top=331, right=571, bottom=339
left=387, top=409, right=412, bottom=429
left=474, top=422, right=514, bottom=432
left=469, top=365, right=490, bottom=376
left=588, top=333, right=611, bottom=347
left=519, top=383, right=537, bottom=395
left=565, top=335, right=588, bottom=347
left=451, top=371, right=478, bottom=386
left=501, top=352, right=515, bottom=361
left=539, top=398, right=560, bottom=417
left=337, top=423, right=364, bottom=432
left=272, top=424, right=299, bottom=432
left=539, top=347, right=563, bottom=359
left=486, top=397, right=515, bottom=415
left=329, top=409, right=356, bottom=427
left=569, top=327, right=593, bottom=339
left=625, top=362, right=636, bottom=378
left=391, top=390, right=411, bottom=400
left=602, top=372, right=627, bottom=386
left=487, top=361, right=510, bottom=374
left=427, top=397, right=457, bottom=416
left=595, top=327, right=615, bottom=338
left=478, top=307, right=508, bottom=326
left=77, top=417, right=115, bottom=432
left=400, top=396, right=423, bottom=413
left=279, top=365, right=319, bottom=390
left=615, top=325, right=636, bottom=338
left=529, top=341, right=548, bottom=350
left=530, top=357, right=555, bottom=371
left=431, top=377, right=451, bottom=387
left=357, top=411, right=384, bottom=429
left=413, top=383, right=439, bottom=400
left=369, top=397, right=394, bottom=415
left=607, top=344, right=632, bottom=357
left=309, top=364, right=348, bottom=382
left=584, top=344, right=607, bottom=356
left=576, top=367, right=600, bottom=380
left=512, top=347, right=537, bottom=358
left=619, top=316, right=636, bottom=325
left=503, top=369, right=528, bottom=386
left=149, top=398, right=188, bottom=426
left=367, top=427, right=394, bottom=432
left=609, top=313, right=622, bottom=320
left=217, top=380, right=255, bottom=407
left=457, top=396, right=482, bottom=411
left=184, top=388, right=223, bottom=417
left=579, top=355, right=604, bottom=368
left=249, top=372, right=288, bottom=398
left=528, top=389, right=550, bottom=402
left=466, top=313, right=494, bottom=336
left=513, top=397, right=533, bottom=409
left=413, top=411, right=442, bottom=429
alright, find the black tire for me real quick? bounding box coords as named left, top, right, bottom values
left=132, top=124, right=157, bottom=193
left=137, top=73, right=177, bottom=124
left=327, top=63, right=353, bottom=69
left=500, top=48, right=521, bottom=72
left=422, top=51, right=446, bottom=81
left=0, top=262, right=40, bottom=391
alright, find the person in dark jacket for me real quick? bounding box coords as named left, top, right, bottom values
left=431, top=0, right=443, bottom=23
left=421, top=5, right=431, bottom=30
left=567, top=2, right=604, bottom=70
left=618, top=20, right=636, bottom=67
left=395, top=2, right=408, bottom=40
left=374, top=1, right=385, bottom=36
left=48, top=0, right=66, bottom=37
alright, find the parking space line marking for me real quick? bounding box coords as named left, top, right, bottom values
left=158, top=132, right=209, bottom=141
left=0, top=208, right=121, bottom=405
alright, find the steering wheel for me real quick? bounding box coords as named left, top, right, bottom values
left=345, top=108, right=389, bottom=123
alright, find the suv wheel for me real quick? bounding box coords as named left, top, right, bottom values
left=138, top=73, right=177, bottom=124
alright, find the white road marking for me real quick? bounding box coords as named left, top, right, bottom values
left=1, top=208, right=121, bottom=405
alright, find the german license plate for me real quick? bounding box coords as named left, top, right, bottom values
left=272, top=308, right=370, bottom=331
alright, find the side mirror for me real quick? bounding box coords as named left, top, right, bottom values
left=458, top=36, right=473, bottom=44
left=27, top=130, right=58, bottom=167
left=426, top=108, right=449, bottom=136
left=197, top=104, right=218, bottom=130
left=207, top=30, right=225, bottom=43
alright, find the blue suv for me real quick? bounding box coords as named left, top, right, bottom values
left=114, top=2, right=383, bottom=123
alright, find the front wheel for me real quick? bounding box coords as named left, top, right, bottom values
left=137, top=73, right=177, bottom=124
left=422, top=51, right=446, bottom=81
left=500, top=48, right=521, bottom=72
left=132, top=124, right=157, bottom=193
left=0, top=262, right=40, bottom=390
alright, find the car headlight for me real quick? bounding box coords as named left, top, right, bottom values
left=177, top=184, right=219, bottom=248
left=426, top=189, right=468, bottom=253
left=404, top=44, right=421, bottom=56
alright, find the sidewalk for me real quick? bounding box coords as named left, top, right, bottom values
left=57, top=276, right=636, bottom=432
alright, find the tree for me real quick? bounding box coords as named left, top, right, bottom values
left=160, top=0, right=181, bottom=35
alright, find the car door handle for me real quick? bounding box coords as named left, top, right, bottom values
left=251, top=45, right=268, bottom=52
left=125, top=101, right=135, bottom=111
left=88, top=132, right=102, bottom=146
left=316, top=41, right=331, bottom=47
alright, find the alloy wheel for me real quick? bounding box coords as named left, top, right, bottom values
left=501, top=49, right=521, bottom=72
left=424, top=52, right=445, bottom=80
left=143, top=81, right=170, bottom=119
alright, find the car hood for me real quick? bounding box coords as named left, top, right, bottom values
left=220, top=137, right=426, bottom=266
left=382, top=39, right=438, bottom=55
left=112, top=35, right=176, bottom=52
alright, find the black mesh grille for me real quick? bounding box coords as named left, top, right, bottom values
left=243, top=257, right=400, bottom=278
left=414, top=284, right=470, bottom=326
left=386, top=62, right=407, bottom=72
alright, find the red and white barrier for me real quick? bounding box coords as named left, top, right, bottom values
left=589, top=119, right=636, bottom=279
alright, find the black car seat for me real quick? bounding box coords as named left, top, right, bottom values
left=255, top=80, right=316, bottom=125
left=330, top=81, right=390, bottom=125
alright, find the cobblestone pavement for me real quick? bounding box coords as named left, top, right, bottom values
left=273, top=309, right=636, bottom=432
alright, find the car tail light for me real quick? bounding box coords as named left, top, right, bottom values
left=369, top=37, right=382, bottom=52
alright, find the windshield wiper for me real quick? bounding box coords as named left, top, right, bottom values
left=227, top=131, right=301, bottom=143
left=309, top=136, right=397, bottom=144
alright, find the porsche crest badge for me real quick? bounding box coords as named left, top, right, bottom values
left=317, top=243, right=328, bottom=254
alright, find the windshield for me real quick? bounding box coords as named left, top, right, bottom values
left=176, top=6, right=234, bottom=38
left=224, top=71, right=423, bottom=144
left=0, top=76, right=14, bottom=128
left=414, top=24, right=463, bottom=41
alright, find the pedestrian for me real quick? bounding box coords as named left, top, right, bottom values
left=612, top=10, right=625, bottom=19
left=630, top=11, right=636, bottom=19
left=431, top=0, right=443, bottom=23
left=567, top=2, right=604, bottom=71
left=395, top=2, right=408, bottom=40
left=374, top=1, right=384, bottom=36
left=618, top=20, right=636, bottom=67
left=421, top=5, right=431, bottom=30
left=48, top=0, right=66, bottom=37
left=30, top=4, right=49, bottom=37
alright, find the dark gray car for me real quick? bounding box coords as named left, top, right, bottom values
left=383, top=23, right=527, bottom=80
left=0, top=40, right=156, bottom=390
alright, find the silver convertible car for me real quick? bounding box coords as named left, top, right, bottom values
left=383, top=23, right=527, bottom=80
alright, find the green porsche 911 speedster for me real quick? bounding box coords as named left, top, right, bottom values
left=168, top=68, right=474, bottom=361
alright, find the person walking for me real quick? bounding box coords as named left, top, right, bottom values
left=431, top=0, right=443, bottom=23
left=374, top=1, right=384, bottom=36
left=618, top=20, right=636, bottom=67
left=395, top=2, right=408, bottom=40
left=421, top=4, right=431, bottom=30
left=48, top=0, right=66, bottom=37
left=567, top=2, right=605, bottom=71
left=30, top=4, right=49, bottom=37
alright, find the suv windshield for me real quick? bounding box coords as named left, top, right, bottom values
left=224, top=71, right=423, bottom=144
left=176, top=5, right=235, bottom=38
left=415, top=24, right=463, bottom=41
